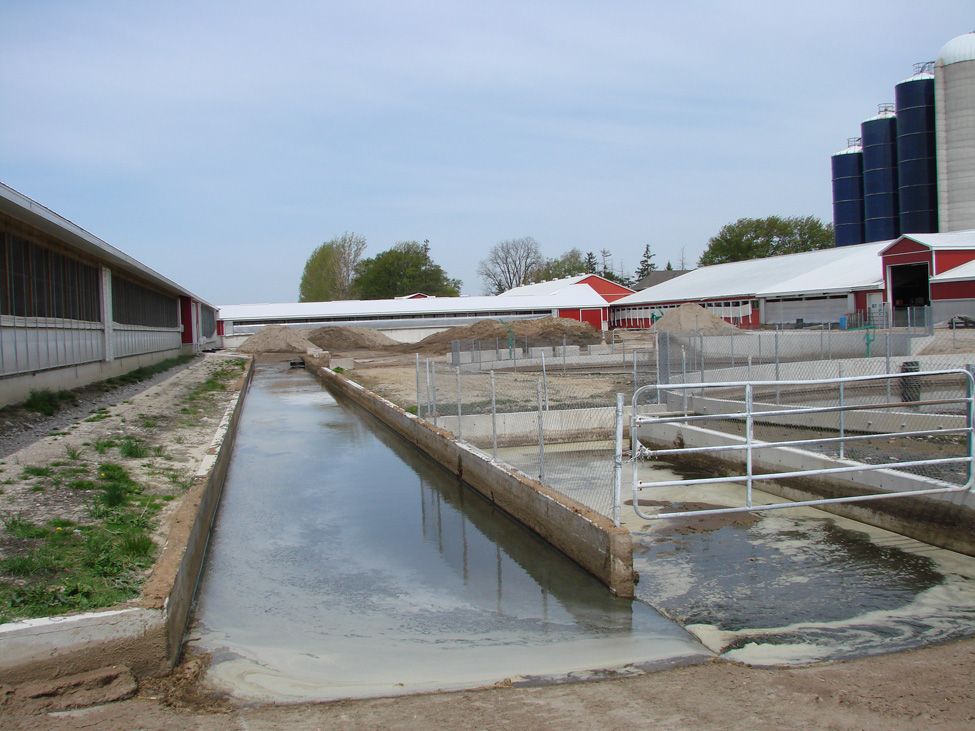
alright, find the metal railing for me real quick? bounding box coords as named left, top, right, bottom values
left=628, top=369, right=975, bottom=521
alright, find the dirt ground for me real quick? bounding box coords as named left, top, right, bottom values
left=6, top=638, right=975, bottom=730
left=5, top=328, right=975, bottom=729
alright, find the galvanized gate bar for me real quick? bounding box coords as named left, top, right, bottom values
left=630, top=368, right=975, bottom=521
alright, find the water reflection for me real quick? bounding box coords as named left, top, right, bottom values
left=188, top=363, right=706, bottom=702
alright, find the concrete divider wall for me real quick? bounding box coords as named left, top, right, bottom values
left=0, top=358, right=253, bottom=684
left=307, top=358, right=633, bottom=597
left=637, top=420, right=975, bottom=556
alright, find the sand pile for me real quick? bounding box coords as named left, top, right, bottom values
left=306, top=326, right=398, bottom=351
left=237, top=325, right=320, bottom=354
left=653, top=303, right=735, bottom=334
left=412, top=317, right=601, bottom=355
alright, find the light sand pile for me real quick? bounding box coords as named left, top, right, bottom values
left=305, top=326, right=399, bottom=351
left=414, top=317, right=601, bottom=354
left=237, top=325, right=319, bottom=354
left=653, top=303, right=735, bottom=334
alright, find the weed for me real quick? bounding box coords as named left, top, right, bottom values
left=65, top=445, right=83, bottom=461
left=118, top=437, right=148, bottom=459
left=150, top=445, right=168, bottom=458
left=93, top=438, right=116, bottom=454
left=21, top=466, right=52, bottom=478
left=24, top=389, right=60, bottom=416
left=3, top=553, right=41, bottom=576
left=67, top=479, right=98, bottom=490
left=84, top=410, right=110, bottom=423
left=333, top=366, right=345, bottom=374
left=100, top=483, right=128, bottom=508
left=120, top=533, right=155, bottom=558
left=2, top=515, right=48, bottom=539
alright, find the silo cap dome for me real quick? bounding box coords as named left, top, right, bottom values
left=937, top=32, right=975, bottom=66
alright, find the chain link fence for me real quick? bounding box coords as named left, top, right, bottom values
left=405, top=312, right=975, bottom=524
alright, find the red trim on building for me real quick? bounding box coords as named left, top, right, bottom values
left=932, top=281, right=975, bottom=300
left=575, top=275, right=634, bottom=302
left=934, top=251, right=975, bottom=275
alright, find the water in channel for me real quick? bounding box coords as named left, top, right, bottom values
left=187, top=363, right=708, bottom=702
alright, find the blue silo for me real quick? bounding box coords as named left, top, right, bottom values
left=831, top=138, right=865, bottom=246
left=895, top=63, right=938, bottom=233
left=861, top=104, right=901, bottom=242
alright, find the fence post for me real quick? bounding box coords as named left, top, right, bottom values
left=536, top=380, right=546, bottom=484
left=748, top=354, right=752, bottom=382
left=614, top=393, right=623, bottom=528
left=745, top=383, right=754, bottom=509
left=838, top=364, right=845, bottom=460
left=775, top=327, right=781, bottom=405
left=730, top=327, right=735, bottom=368
left=456, top=367, right=463, bottom=440
left=828, top=322, right=832, bottom=360
left=490, top=370, right=498, bottom=460
left=416, top=353, right=421, bottom=417
left=699, top=333, right=705, bottom=384
left=682, top=347, right=688, bottom=417
left=431, top=362, right=438, bottom=427
left=886, top=332, right=892, bottom=404
left=563, top=334, right=567, bottom=374
left=966, top=365, right=974, bottom=484
left=633, top=348, right=638, bottom=391
left=425, top=358, right=432, bottom=420
left=541, top=351, right=549, bottom=411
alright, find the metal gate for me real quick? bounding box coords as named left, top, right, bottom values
left=628, top=369, right=975, bottom=521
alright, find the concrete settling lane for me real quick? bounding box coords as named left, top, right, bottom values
left=187, top=364, right=708, bottom=702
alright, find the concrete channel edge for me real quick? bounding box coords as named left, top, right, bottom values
left=307, top=358, right=635, bottom=598
left=0, top=357, right=254, bottom=685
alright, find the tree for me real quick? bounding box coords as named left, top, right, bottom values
left=477, top=236, right=544, bottom=294
left=698, top=216, right=834, bottom=266
left=538, top=248, right=587, bottom=281
left=634, top=244, right=657, bottom=280
left=299, top=232, right=367, bottom=302
left=353, top=240, right=460, bottom=299
left=584, top=252, right=598, bottom=274
left=665, top=261, right=674, bottom=271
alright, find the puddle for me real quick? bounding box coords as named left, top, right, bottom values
left=630, top=461, right=975, bottom=665
left=186, top=364, right=708, bottom=702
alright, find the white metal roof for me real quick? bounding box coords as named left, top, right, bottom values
left=938, top=32, right=975, bottom=67
left=613, top=242, right=888, bottom=307
left=0, top=181, right=214, bottom=307
left=219, top=284, right=608, bottom=322
left=883, top=229, right=975, bottom=252
left=931, top=258, right=975, bottom=283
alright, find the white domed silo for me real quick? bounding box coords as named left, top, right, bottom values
left=935, top=32, right=975, bottom=231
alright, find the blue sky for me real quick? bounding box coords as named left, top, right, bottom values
left=2, top=1, right=971, bottom=304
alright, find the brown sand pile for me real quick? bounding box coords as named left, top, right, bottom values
left=237, top=325, right=319, bottom=354
left=413, top=317, right=601, bottom=354
left=653, top=303, right=735, bottom=334
left=306, top=326, right=399, bottom=351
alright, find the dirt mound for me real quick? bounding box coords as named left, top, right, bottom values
left=412, top=317, right=601, bottom=354
left=654, top=303, right=735, bottom=334
left=305, top=326, right=399, bottom=351
left=237, top=325, right=319, bottom=354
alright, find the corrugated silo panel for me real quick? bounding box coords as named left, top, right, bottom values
left=896, top=72, right=938, bottom=233
left=862, top=110, right=901, bottom=242
left=936, top=33, right=975, bottom=231
left=831, top=144, right=865, bottom=246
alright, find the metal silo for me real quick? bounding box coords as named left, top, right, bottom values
left=861, top=104, right=900, bottom=242
left=831, top=138, right=865, bottom=246
left=896, top=62, right=938, bottom=234
left=936, top=32, right=975, bottom=231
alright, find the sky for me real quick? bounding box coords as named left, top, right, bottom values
left=1, top=1, right=971, bottom=305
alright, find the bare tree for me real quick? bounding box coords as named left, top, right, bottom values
left=477, top=237, right=544, bottom=294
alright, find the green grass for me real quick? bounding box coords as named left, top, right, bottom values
left=93, top=438, right=116, bottom=454
left=65, top=445, right=83, bottom=461
left=24, top=389, right=76, bottom=417
left=21, top=466, right=52, bottom=478
left=118, top=437, right=149, bottom=459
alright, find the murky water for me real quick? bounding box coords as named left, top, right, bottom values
left=499, top=444, right=975, bottom=666
left=628, top=461, right=975, bottom=665
left=187, top=364, right=708, bottom=702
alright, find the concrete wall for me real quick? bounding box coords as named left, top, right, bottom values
left=0, top=358, right=253, bottom=684
left=0, top=346, right=189, bottom=409
left=636, top=420, right=975, bottom=556
left=306, top=357, right=634, bottom=597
